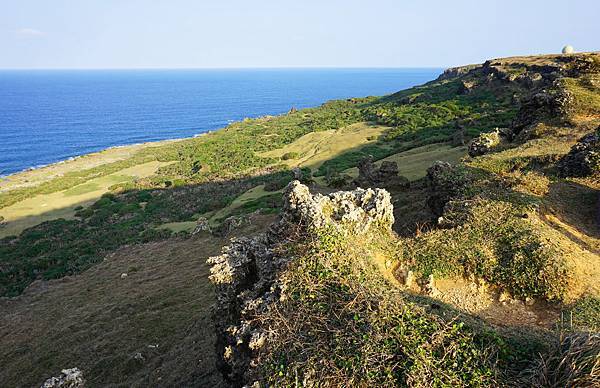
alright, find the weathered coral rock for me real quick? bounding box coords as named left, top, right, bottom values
left=458, top=79, right=477, bottom=94
left=557, top=129, right=600, bottom=177
left=512, top=85, right=574, bottom=136
left=207, top=181, right=394, bottom=386
left=425, top=161, right=468, bottom=220
left=291, top=167, right=303, bottom=180
left=213, top=215, right=250, bottom=237
left=468, top=129, right=502, bottom=157
left=192, top=217, right=211, bottom=235
left=41, top=368, right=85, bottom=388
left=354, top=155, right=409, bottom=189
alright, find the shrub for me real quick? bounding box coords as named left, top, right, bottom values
left=281, top=151, right=299, bottom=160
left=403, top=200, right=568, bottom=300
left=258, top=231, right=500, bottom=387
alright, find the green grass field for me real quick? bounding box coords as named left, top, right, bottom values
left=0, top=161, right=171, bottom=238
left=260, top=122, right=391, bottom=169
left=343, top=143, right=467, bottom=181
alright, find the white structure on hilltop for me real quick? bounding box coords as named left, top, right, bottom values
left=562, top=45, right=575, bottom=54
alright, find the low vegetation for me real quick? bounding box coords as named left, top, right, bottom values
left=400, top=199, right=568, bottom=300
left=0, top=170, right=293, bottom=296
left=1, top=53, right=599, bottom=386
left=259, top=228, right=501, bottom=387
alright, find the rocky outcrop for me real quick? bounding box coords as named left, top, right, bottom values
left=207, top=181, right=394, bottom=386
left=354, top=155, right=409, bottom=189
left=468, top=128, right=514, bottom=157
left=192, top=217, right=211, bottom=235
left=41, top=368, right=84, bottom=388
left=458, top=79, right=477, bottom=94
left=437, top=64, right=478, bottom=81
left=213, top=215, right=250, bottom=237
left=511, top=84, right=574, bottom=136
left=426, top=161, right=469, bottom=220
left=557, top=129, right=600, bottom=177
left=468, top=130, right=502, bottom=157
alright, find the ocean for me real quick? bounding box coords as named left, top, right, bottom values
left=0, top=68, right=441, bottom=176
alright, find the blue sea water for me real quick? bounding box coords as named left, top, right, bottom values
left=0, top=68, right=441, bottom=176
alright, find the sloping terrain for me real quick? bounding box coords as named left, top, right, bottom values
left=0, top=214, right=274, bottom=387
left=0, top=52, right=599, bottom=386
left=0, top=236, right=222, bottom=387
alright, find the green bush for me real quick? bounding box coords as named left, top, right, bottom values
left=281, top=151, right=299, bottom=160
left=259, top=230, right=500, bottom=387
left=402, top=200, right=568, bottom=300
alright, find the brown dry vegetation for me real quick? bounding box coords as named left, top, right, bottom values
left=1, top=236, right=222, bottom=387
left=1, top=53, right=599, bottom=387
left=0, top=216, right=275, bottom=387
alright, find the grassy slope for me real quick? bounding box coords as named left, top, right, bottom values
left=0, top=237, right=223, bottom=387
left=344, top=143, right=467, bottom=181
left=0, top=53, right=599, bottom=386
left=0, top=161, right=172, bottom=238
left=233, top=53, right=600, bottom=386
left=1, top=60, right=511, bottom=296
left=0, top=214, right=275, bottom=388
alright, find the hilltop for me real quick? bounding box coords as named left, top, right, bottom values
left=0, top=52, right=599, bottom=387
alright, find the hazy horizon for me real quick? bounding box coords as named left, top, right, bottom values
left=2, top=0, right=599, bottom=70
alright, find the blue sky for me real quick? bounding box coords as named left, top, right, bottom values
left=1, top=0, right=599, bottom=69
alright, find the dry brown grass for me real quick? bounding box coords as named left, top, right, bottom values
left=522, top=332, right=600, bottom=387
left=0, top=236, right=226, bottom=387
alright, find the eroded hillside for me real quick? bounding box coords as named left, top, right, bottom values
left=206, top=53, right=600, bottom=386
left=1, top=53, right=599, bottom=386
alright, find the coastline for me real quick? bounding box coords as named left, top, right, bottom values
left=0, top=137, right=186, bottom=193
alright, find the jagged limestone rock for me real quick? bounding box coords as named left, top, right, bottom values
left=458, top=79, right=477, bottom=94
left=557, top=129, right=600, bottom=177
left=192, top=217, right=211, bottom=235
left=207, top=181, right=394, bottom=385
left=213, top=215, right=250, bottom=237
left=273, top=180, right=394, bottom=234
left=41, top=368, right=84, bottom=388
left=512, top=84, right=574, bottom=137
left=468, top=129, right=502, bottom=157
left=291, top=167, right=303, bottom=180
left=425, top=161, right=469, bottom=220
left=354, top=155, right=409, bottom=189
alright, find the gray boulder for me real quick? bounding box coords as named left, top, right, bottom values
left=41, top=368, right=84, bottom=388
left=558, top=130, right=600, bottom=177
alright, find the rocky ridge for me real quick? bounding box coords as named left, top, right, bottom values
left=558, top=126, right=600, bottom=177
left=207, top=181, right=394, bottom=386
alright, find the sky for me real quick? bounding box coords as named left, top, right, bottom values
left=1, top=0, right=599, bottom=69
